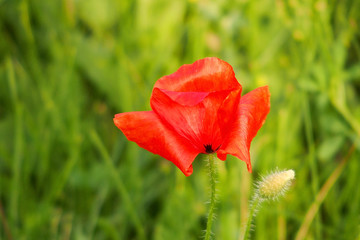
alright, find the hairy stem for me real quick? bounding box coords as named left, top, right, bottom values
left=205, top=153, right=218, bottom=240
left=243, top=194, right=261, bottom=240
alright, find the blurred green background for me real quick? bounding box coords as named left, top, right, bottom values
left=1, top=0, right=360, bottom=239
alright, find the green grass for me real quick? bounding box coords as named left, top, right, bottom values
left=1, top=0, right=360, bottom=239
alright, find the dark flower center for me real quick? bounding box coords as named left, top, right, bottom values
left=204, top=144, right=220, bottom=154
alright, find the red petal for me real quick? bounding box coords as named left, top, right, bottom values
left=150, top=88, right=241, bottom=153
left=217, top=86, right=270, bottom=172
left=154, top=57, right=241, bottom=92
left=114, top=111, right=199, bottom=176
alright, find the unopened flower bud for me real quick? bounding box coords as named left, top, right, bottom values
left=257, top=169, right=295, bottom=201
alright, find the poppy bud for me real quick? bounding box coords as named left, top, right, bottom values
left=243, top=169, right=295, bottom=239
left=257, top=169, right=295, bottom=201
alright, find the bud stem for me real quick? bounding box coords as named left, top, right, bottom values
left=204, top=153, right=217, bottom=240
left=243, top=194, right=261, bottom=240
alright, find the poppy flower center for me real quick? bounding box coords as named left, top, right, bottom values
left=204, top=144, right=220, bottom=154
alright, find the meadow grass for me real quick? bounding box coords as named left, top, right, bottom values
left=0, top=0, right=360, bottom=239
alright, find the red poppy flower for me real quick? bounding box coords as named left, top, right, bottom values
left=114, top=57, right=270, bottom=176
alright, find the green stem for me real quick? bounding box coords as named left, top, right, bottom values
left=205, top=153, right=218, bottom=240
left=243, top=194, right=262, bottom=240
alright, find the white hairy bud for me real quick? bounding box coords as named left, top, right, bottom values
left=257, top=169, right=295, bottom=201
